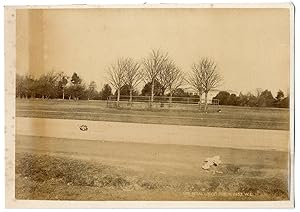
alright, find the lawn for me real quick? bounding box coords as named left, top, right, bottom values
left=16, top=99, right=290, bottom=130
left=15, top=135, right=289, bottom=201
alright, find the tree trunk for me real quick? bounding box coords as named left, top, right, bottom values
left=129, top=89, right=133, bottom=103
left=204, top=92, right=208, bottom=111
left=198, top=92, right=202, bottom=110
left=62, top=88, right=65, bottom=100
left=169, top=92, right=173, bottom=107
left=117, top=89, right=120, bottom=107
left=161, top=88, right=166, bottom=97
left=151, top=81, right=154, bottom=102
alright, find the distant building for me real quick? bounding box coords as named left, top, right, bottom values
left=203, top=89, right=220, bottom=104
left=188, top=88, right=238, bottom=104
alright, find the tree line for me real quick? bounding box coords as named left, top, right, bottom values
left=16, top=72, right=113, bottom=101
left=106, top=49, right=222, bottom=110
left=212, top=89, right=289, bottom=108
left=16, top=49, right=288, bottom=109
left=16, top=49, right=223, bottom=110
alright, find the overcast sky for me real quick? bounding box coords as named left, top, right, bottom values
left=17, top=8, right=291, bottom=95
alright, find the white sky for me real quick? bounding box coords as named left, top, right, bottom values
left=17, top=8, right=291, bottom=96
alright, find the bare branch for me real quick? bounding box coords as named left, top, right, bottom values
left=106, top=58, right=126, bottom=90
left=198, top=58, right=222, bottom=92
left=186, top=64, right=204, bottom=95
left=124, top=58, right=143, bottom=91
left=188, top=57, right=223, bottom=110
left=168, top=67, right=185, bottom=94
left=142, top=49, right=169, bottom=83
left=157, top=60, right=184, bottom=95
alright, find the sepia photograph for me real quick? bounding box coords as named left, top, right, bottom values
left=5, top=3, right=294, bottom=208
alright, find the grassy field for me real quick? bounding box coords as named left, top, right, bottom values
left=16, top=99, right=290, bottom=130
left=15, top=135, right=289, bottom=201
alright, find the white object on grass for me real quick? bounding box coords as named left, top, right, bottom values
left=202, top=155, right=222, bottom=170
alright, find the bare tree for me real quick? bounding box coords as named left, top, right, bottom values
left=87, top=81, right=97, bottom=100
left=157, top=63, right=170, bottom=96
left=197, top=58, right=223, bottom=111
left=167, top=66, right=184, bottom=104
left=107, top=58, right=126, bottom=107
left=187, top=65, right=204, bottom=105
left=142, top=49, right=169, bottom=103
left=157, top=61, right=173, bottom=96
left=124, top=58, right=143, bottom=103
left=157, top=60, right=184, bottom=103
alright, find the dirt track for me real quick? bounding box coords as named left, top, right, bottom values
left=16, top=117, right=289, bottom=151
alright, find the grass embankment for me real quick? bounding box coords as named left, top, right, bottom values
left=15, top=135, right=289, bottom=201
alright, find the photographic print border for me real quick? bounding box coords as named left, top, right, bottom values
left=5, top=3, right=295, bottom=208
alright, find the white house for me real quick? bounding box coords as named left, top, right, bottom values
left=188, top=89, right=238, bottom=105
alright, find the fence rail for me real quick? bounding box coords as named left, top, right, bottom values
left=108, top=95, right=219, bottom=105
left=107, top=96, right=219, bottom=111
